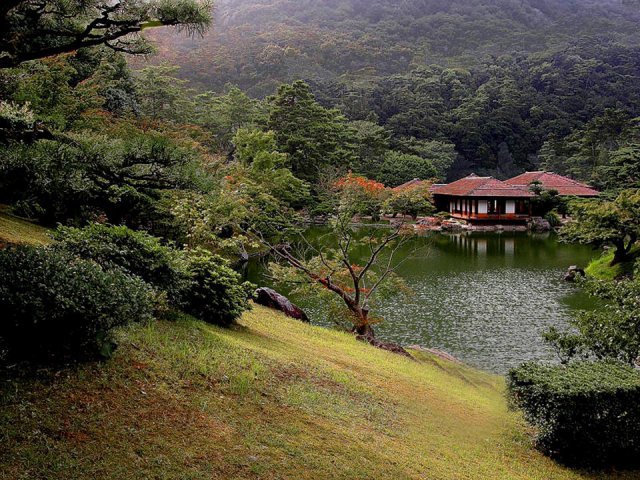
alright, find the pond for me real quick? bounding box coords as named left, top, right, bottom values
left=245, top=230, right=598, bottom=374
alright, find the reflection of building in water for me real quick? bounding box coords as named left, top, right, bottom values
left=449, top=233, right=489, bottom=258
left=504, top=238, right=514, bottom=257
left=476, top=238, right=487, bottom=256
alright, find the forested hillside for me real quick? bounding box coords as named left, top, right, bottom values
left=145, top=0, right=640, bottom=94
left=141, top=0, right=640, bottom=179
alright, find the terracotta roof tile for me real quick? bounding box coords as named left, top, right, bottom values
left=504, top=171, right=599, bottom=196
left=433, top=174, right=533, bottom=198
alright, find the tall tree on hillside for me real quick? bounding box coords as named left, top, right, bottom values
left=267, top=81, right=356, bottom=183
left=135, top=65, right=194, bottom=122
left=0, top=0, right=212, bottom=69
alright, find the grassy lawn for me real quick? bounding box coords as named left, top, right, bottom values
left=585, top=245, right=639, bottom=280
left=1, top=306, right=635, bottom=479
left=0, top=206, right=51, bottom=246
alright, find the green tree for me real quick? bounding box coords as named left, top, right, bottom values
left=267, top=81, right=356, bottom=183
left=232, top=128, right=309, bottom=208
left=528, top=181, right=564, bottom=217
left=384, top=182, right=435, bottom=220
left=0, top=0, right=212, bottom=68
left=561, top=190, right=640, bottom=266
left=195, top=85, right=266, bottom=153
left=350, top=120, right=390, bottom=179
left=545, top=278, right=640, bottom=365
left=378, top=151, right=438, bottom=187
left=393, top=137, right=457, bottom=180
left=135, top=65, right=194, bottom=122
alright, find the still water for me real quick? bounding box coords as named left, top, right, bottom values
left=246, top=231, right=597, bottom=373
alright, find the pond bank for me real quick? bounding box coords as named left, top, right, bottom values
left=245, top=230, right=598, bottom=373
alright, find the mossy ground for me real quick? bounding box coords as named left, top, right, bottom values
left=585, top=245, right=639, bottom=280
left=0, top=206, right=51, bottom=246
left=1, top=306, right=636, bottom=480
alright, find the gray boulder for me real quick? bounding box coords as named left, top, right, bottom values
left=253, top=287, right=309, bottom=322
left=528, top=217, right=551, bottom=233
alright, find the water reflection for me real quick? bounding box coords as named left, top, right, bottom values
left=247, top=231, right=597, bottom=374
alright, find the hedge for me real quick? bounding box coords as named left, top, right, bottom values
left=0, top=246, right=156, bottom=362
left=507, top=360, right=640, bottom=466
left=54, top=224, right=187, bottom=303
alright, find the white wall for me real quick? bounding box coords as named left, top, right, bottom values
left=478, top=201, right=488, bottom=214
left=506, top=200, right=515, bottom=214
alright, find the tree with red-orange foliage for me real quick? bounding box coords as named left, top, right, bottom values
left=334, top=172, right=388, bottom=221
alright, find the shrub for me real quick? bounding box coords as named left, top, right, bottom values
left=0, top=246, right=156, bottom=362
left=54, top=224, right=187, bottom=303
left=507, top=360, right=640, bottom=467
left=544, top=211, right=561, bottom=228
left=383, top=182, right=435, bottom=220
left=180, top=248, right=254, bottom=326
left=544, top=278, right=640, bottom=365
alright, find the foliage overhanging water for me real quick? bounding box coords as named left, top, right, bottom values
left=246, top=230, right=598, bottom=373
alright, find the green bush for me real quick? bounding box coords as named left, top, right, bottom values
left=0, top=246, right=156, bottom=362
left=507, top=360, right=640, bottom=467
left=54, top=224, right=187, bottom=303
left=180, top=248, right=254, bottom=326
left=544, top=211, right=561, bottom=228
left=53, top=225, right=255, bottom=327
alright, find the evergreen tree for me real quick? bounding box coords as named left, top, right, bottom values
left=0, top=0, right=212, bottom=68
left=267, top=81, right=356, bottom=183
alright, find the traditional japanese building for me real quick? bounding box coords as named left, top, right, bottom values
left=503, top=171, right=600, bottom=197
left=430, top=171, right=598, bottom=223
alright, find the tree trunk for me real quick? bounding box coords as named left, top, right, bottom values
left=610, top=239, right=632, bottom=266
left=353, top=322, right=375, bottom=338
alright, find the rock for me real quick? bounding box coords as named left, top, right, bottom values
left=528, top=217, right=551, bottom=233
left=441, top=220, right=465, bottom=231
left=564, top=265, right=585, bottom=282
left=417, top=216, right=442, bottom=226
left=253, top=287, right=309, bottom=322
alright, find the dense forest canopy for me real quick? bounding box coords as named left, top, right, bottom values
left=145, top=0, right=640, bottom=94
left=139, top=0, right=640, bottom=180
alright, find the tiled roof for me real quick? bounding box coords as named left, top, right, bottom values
left=432, top=174, right=533, bottom=198
left=393, top=178, right=425, bottom=190
left=504, top=171, right=599, bottom=196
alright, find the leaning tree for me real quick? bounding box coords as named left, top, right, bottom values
left=561, top=189, right=640, bottom=266
left=0, top=0, right=212, bottom=69
left=252, top=174, right=421, bottom=351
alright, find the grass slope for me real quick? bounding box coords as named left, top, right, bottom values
left=0, top=206, right=50, bottom=246
left=1, top=307, right=636, bottom=480
left=585, top=245, right=639, bottom=280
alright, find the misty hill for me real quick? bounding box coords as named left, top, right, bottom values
left=139, top=0, right=640, bottom=178
left=144, top=0, right=640, bottom=96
